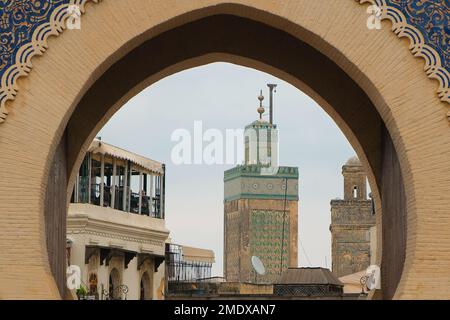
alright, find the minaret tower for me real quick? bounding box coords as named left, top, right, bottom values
left=223, top=87, right=299, bottom=284
left=330, top=156, right=375, bottom=277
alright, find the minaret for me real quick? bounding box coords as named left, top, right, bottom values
left=223, top=87, right=299, bottom=284
left=329, top=156, right=375, bottom=277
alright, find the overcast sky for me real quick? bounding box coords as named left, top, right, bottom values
left=98, top=62, right=356, bottom=276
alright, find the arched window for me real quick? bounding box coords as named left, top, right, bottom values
left=109, top=268, right=121, bottom=300
left=88, top=273, right=98, bottom=296
left=140, top=272, right=152, bottom=300
left=353, top=186, right=358, bottom=199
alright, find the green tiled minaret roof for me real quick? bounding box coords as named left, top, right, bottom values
left=224, top=164, right=298, bottom=182
left=245, top=120, right=277, bottom=130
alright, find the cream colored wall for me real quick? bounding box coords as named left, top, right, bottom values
left=97, top=265, right=109, bottom=299
left=67, top=203, right=168, bottom=299
left=122, top=258, right=139, bottom=300
left=69, top=204, right=168, bottom=250
left=70, top=237, right=165, bottom=300
left=153, top=261, right=166, bottom=300
left=0, top=0, right=449, bottom=299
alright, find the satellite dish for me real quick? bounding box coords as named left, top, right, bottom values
left=251, top=256, right=266, bottom=275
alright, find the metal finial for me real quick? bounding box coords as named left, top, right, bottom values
left=258, top=90, right=264, bottom=102
left=257, top=90, right=265, bottom=120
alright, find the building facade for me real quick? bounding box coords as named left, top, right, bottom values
left=330, top=156, right=376, bottom=278
left=67, top=139, right=169, bottom=300
left=224, top=90, right=298, bottom=284
left=166, top=243, right=215, bottom=296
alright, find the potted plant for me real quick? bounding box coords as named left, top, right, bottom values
left=76, top=285, right=88, bottom=300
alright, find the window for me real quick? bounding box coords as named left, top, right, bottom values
left=89, top=273, right=98, bottom=296
left=90, top=156, right=102, bottom=205
left=353, top=186, right=358, bottom=199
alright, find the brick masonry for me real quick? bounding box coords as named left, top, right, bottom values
left=0, top=0, right=449, bottom=299
left=330, top=157, right=376, bottom=278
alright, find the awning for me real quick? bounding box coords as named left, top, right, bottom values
left=88, top=139, right=164, bottom=175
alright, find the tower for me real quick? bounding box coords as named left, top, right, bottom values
left=223, top=88, right=298, bottom=283
left=330, top=156, right=375, bottom=277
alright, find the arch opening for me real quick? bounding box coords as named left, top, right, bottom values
left=109, top=268, right=121, bottom=300
left=140, top=272, right=152, bottom=300
left=0, top=0, right=423, bottom=298
left=88, top=273, right=98, bottom=297
left=42, top=13, right=408, bottom=299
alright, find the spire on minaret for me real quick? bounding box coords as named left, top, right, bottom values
left=257, top=90, right=265, bottom=120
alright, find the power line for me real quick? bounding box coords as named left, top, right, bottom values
left=299, top=237, right=313, bottom=267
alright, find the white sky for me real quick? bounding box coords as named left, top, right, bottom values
left=98, top=62, right=356, bottom=277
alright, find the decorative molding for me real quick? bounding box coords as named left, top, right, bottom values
left=357, top=0, right=450, bottom=118
left=67, top=229, right=166, bottom=249
left=224, top=193, right=299, bottom=202
left=0, top=0, right=448, bottom=123
left=224, top=165, right=299, bottom=182
left=225, top=174, right=299, bottom=201
left=0, top=0, right=101, bottom=123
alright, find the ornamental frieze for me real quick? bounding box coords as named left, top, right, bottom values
left=360, top=0, right=450, bottom=107
left=67, top=229, right=165, bottom=248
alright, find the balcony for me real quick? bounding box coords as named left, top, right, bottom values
left=71, top=139, right=165, bottom=219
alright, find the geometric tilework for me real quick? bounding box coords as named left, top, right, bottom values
left=0, top=0, right=101, bottom=123
left=0, top=1, right=66, bottom=74
left=359, top=0, right=450, bottom=108
left=249, top=210, right=289, bottom=283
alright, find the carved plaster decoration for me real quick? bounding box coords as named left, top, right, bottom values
left=358, top=0, right=450, bottom=116
left=0, top=0, right=101, bottom=122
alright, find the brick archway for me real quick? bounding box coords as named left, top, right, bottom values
left=0, top=1, right=449, bottom=299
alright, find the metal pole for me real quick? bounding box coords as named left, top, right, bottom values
left=267, top=84, right=277, bottom=125
left=88, top=153, right=92, bottom=204
left=123, top=161, right=128, bottom=211
left=128, top=165, right=132, bottom=212
left=138, top=171, right=143, bottom=214
left=100, top=154, right=105, bottom=207
left=149, top=175, right=154, bottom=216
left=111, top=158, right=117, bottom=209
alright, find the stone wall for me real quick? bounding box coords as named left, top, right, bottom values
left=330, top=200, right=375, bottom=277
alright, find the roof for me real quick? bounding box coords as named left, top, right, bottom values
left=277, top=268, right=343, bottom=286
left=88, top=139, right=164, bottom=175
left=244, top=119, right=277, bottom=129
left=339, top=270, right=366, bottom=294
left=345, top=156, right=361, bottom=166
left=182, top=245, right=215, bottom=264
